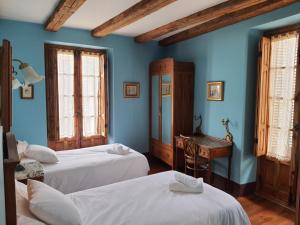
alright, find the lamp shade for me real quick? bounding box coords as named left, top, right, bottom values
left=12, top=77, right=22, bottom=90
left=20, top=64, right=44, bottom=85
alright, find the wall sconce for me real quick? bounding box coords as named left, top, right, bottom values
left=12, top=59, right=44, bottom=90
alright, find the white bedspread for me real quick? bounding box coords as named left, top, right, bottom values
left=42, top=144, right=149, bottom=194
left=69, top=171, right=251, bottom=225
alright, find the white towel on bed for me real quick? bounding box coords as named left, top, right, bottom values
left=107, top=144, right=130, bottom=155
left=174, top=172, right=199, bottom=187
left=169, top=172, right=204, bottom=193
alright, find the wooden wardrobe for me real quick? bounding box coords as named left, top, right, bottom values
left=150, top=58, right=194, bottom=167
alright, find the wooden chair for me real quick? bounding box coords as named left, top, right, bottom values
left=182, top=136, right=208, bottom=178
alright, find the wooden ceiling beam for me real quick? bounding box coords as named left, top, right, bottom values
left=91, top=0, right=176, bottom=37
left=45, top=0, right=86, bottom=32
left=135, top=0, right=267, bottom=43
left=159, top=0, right=297, bottom=46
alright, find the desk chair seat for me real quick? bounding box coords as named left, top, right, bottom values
left=182, top=137, right=208, bottom=178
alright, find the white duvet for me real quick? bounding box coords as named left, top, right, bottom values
left=69, top=171, right=251, bottom=225
left=42, top=144, right=149, bottom=194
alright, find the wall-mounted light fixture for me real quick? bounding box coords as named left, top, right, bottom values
left=12, top=59, right=44, bottom=90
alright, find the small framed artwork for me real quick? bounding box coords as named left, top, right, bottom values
left=207, top=81, right=224, bottom=101
left=20, top=84, right=34, bottom=99
left=123, top=82, right=140, bottom=98
left=162, top=82, right=171, bottom=96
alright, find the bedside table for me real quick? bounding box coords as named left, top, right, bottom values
left=15, top=159, right=44, bottom=185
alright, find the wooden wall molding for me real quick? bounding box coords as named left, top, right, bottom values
left=212, top=172, right=256, bottom=196
left=159, top=0, right=297, bottom=46
left=92, top=0, right=176, bottom=37
left=135, top=0, right=266, bottom=43
left=45, top=0, right=86, bottom=32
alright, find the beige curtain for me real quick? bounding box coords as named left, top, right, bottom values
left=57, top=49, right=75, bottom=138
left=267, top=33, right=299, bottom=161
left=81, top=52, right=101, bottom=137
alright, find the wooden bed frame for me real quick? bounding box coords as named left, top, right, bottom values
left=3, top=132, right=19, bottom=225
left=1, top=39, right=18, bottom=225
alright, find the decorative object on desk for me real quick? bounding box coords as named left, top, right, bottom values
left=222, top=118, right=233, bottom=143
left=194, top=114, right=202, bottom=135
left=207, top=81, right=224, bottom=101
left=12, top=59, right=44, bottom=90
left=20, top=84, right=34, bottom=99
left=123, top=82, right=140, bottom=98
left=162, top=81, right=171, bottom=96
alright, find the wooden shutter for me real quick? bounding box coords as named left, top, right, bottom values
left=295, top=35, right=300, bottom=225
left=254, top=37, right=271, bottom=157
left=100, top=53, right=108, bottom=141
left=45, top=44, right=60, bottom=148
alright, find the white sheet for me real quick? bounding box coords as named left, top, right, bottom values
left=42, top=144, right=149, bottom=194
left=69, top=171, right=251, bottom=225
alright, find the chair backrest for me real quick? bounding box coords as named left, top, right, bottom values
left=182, top=137, right=198, bottom=161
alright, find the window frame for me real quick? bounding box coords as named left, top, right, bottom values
left=45, top=44, right=108, bottom=150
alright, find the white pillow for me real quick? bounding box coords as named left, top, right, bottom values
left=15, top=180, right=45, bottom=225
left=17, top=140, right=29, bottom=159
left=24, top=145, right=58, bottom=163
left=27, top=179, right=82, bottom=225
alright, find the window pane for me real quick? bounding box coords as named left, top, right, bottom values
left=57, top=50, right=75, bottom=138
left=81, top=53, right=101, bottom=137
left=267, top=33, right=299, bottom=161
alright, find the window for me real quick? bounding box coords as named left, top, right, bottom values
left=45, top=44, right=108, bottom=150
left=255, top=32, right=299, bottom=162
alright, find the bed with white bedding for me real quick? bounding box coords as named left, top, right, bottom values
left=22, top=143, right=149, bottom=194
left=67, top=171, right=250, bottom=225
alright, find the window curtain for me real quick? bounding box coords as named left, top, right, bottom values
left=57, top=49, right=75, bottom=139
left=267, top=33, right=299, bottom=161
left=81, top=52, right=101, bottom=137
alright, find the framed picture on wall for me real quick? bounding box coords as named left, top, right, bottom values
left=20, top=84, right=34, bottom=99
left=123, top=82, right=140, bottom=98
left=207, top=81, right=224, bottom=101
left=162, top=82, right=171, bottom=96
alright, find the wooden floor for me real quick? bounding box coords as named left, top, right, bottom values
left=147, top=154, right=295, bottom=225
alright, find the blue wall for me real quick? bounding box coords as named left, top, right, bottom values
left=164, top=3, right=300, bottom=184
left=0, top=20, right=163, bottom=154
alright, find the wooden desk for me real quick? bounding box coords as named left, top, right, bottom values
left=175, top=134, right=233, bottom=187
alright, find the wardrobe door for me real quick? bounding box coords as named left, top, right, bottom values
left=161, top=74, right=172, bottom=145
left=151, top=74, right=160, bottom=141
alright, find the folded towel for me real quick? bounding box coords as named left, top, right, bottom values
left=107, top=144, right=130, bottom=155
left=174, top=172, right=199, bottom=188
left=169, top=180, right=204, bottom=193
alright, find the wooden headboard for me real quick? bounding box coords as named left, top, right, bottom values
left=3, top=132, right=19, bottom=225
left=0, top=39, right=12, bottom=135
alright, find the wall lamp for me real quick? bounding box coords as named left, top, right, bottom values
left=12, top=59, right=44, bottom=90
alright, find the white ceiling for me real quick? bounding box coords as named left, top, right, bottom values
left=0, top=0, right=226, bottom=38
